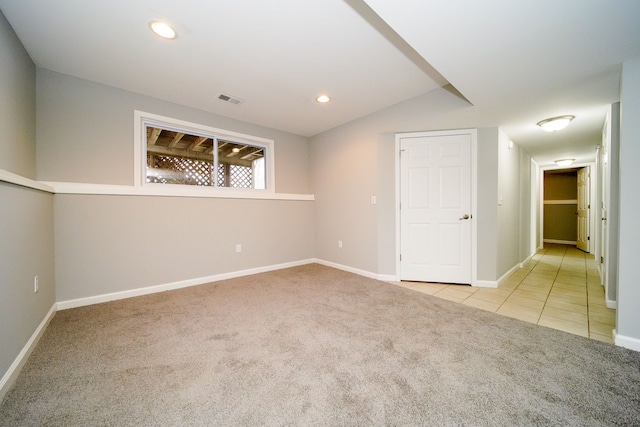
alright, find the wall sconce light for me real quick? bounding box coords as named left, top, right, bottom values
left=537, top=115, right=574, bottom=132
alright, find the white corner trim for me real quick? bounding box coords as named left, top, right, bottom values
left=614, top=330, right=640, bottom=352
left=0, top=303, right=57, bottom=403
left=57, top=259, right=316, bottom=310
left=0, top=169, right=55, bottom=193
left=606, top=299, right=617, bottom=310
left=42, top=181, right=314, bottom=201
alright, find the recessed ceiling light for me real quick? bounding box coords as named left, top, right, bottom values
left=316, top=95, right=331, bottom=103
left=149, top=20, right=178, bottom=40
left=555, top=159, right=575, bottom=167
left=537, top=115, right=574, bottom=132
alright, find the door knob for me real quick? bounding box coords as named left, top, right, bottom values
left=459, top=214, right=470, bottom=220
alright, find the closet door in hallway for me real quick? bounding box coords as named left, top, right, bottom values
left=399, top=131, right=472, bottom=284
left=577, top=166, right=590, bottom=252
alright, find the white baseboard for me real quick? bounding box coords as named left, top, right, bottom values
left=473, top=280, right=498, bottom=288
left=313, top=259, right=385, bottom=281
left=377, top=274, right=399, bottom=282
left=614, top=330, right=640, bottom=352
left=606, top=299, right=617, bottom=310
left=474, top=253, right=534, bottom=289
left=522, top=252, right=534, bottom=266
left=496, top=264, right=520, bottom=285
left=543, top=239, right=577, bottom=245
left=0, top=303, right=57, bottom=403
left=57, top=259, right=316, bottom=310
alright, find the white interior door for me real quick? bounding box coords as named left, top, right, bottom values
left=400, top=133, right=472, bottom=284
left=577, top=166, right=590, bottom=252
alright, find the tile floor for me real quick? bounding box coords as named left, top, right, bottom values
left=391, top=244, right=616, bottom=344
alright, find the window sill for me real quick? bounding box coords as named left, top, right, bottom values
left=0, top=169, right=55, bottom=193
left=41, top=181, right=314, bottom=201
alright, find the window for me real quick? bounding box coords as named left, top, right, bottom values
left=136, top=111, right=274, bottom=191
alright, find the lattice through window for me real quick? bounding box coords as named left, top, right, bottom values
left=217, top=164, right=226, bottom=186
left=147, top=155, right=214, bottom=186
left=215, top=164, right=253, bottom=188
left=143, top=122, right=269, bottom=190
left=230, top=165, right=252, bottom=188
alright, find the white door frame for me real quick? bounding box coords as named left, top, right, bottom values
left=530, top=158, right=541, bottom=254
left=537, top=162, right=597, bottom=254
left=395, top=129, right=478, bottom=285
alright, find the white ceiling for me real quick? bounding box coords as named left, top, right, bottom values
left=1, top=0, right=639, bottom=166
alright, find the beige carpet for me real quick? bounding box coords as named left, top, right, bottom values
left=1, top=264, right=639, bottom=426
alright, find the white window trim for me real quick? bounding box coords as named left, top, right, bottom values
left=134, top=110, right=275, bottom=194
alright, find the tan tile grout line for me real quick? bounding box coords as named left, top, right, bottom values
left=534, top=245, right=562, bottom=324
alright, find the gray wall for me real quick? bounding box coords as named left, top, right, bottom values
left=310, top=85, right=527, bottom=282
left=36, top=70, right=312, bottom=194
left=606, top=103, right=620, bottom=302
left=617, top=58, right=640, bottom=344
left=310, top=122, right=379, bottom=274
left=310, top=87, right=476, bottom=276
left=0, top=10, right=35, bottom=178
left=0, top=183, right=55, bottom=384
left=55, top=195, right=314, bottom=301
left=0, top=10, right=55, bottom=398
left=496, top=130, right=524, bottom=278
left=519, top=150, right=533, bottom=261
left=33, top=70, right=316, bottom=302
left=476, top=128, right=499, bottom=281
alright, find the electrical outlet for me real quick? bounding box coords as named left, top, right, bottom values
left=34, top=276, right=39, bottom=293
left=338, top=240, right=343, bottom=248
left=371, top=196, right=377, bottom=205
left=236, top=244, right=242, bottom=253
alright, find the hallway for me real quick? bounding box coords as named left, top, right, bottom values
left=393, top=244, right=616, bottom=344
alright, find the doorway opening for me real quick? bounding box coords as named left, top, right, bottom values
left=540, top=166, right=592, bottom=253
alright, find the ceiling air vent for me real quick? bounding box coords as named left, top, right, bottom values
left=217, top=93, right=244, bottom=105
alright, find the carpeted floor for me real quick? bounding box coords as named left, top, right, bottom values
left=1, top=264, right=640, bottom=426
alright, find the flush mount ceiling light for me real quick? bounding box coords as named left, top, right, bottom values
left=149, top=20, right=178, bottom=40
left=555, top=159, right=575, bottom=167
left=537, top=115, right=575, bottom=132
left=316, top=95, right=331, bottom=103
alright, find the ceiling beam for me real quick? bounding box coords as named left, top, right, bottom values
left=188, top=136, right=208, bottom=151
left=241, top=148, right=264, bottom=160
left=206, top=141, right=226, bottom=155
left=226, top=146, right=246, bottom=158
left=168, top=132, right=185, bottom=148
left=147, top=128, right=161, bottom=146
left=147, top=145, right=252, bottom=167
